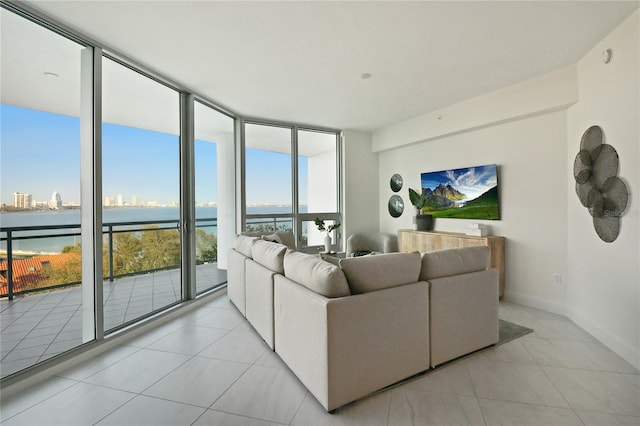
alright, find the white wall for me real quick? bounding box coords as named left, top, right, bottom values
left=377, top=110, right=569, bottom=313
left=341, top=130, right=379, bottom=250
left=371, top=10, right=640, bottom=369
left=566, top=10, right=640, bottom=369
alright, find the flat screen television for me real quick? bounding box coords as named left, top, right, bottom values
left=420, top=164, right=500, bottom=220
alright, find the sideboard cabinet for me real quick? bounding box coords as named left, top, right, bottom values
left=398, top=229, right=505, bottom=297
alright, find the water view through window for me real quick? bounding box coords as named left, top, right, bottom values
left=1, top=4, right=338, bottom=381
left=0, top=7, right=89, bottom=378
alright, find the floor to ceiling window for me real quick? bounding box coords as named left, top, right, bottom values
left=244, top=123, right=294, bottom=234
left=194, top=101, right=234, bottom=294
left=243, top=122, right=341, bottom=250
left=101, top=57, right=182, bottom=331
left=0, top=7, right=93, bottom=378
left=297, top=129, right=341, bottom=251
left=0, top=3, right=340, bottom=382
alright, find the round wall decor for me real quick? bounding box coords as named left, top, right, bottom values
left=390, top=174, right=403, bottom=192
left=388, top=195, right=404, bottom=218
left=573, top=125, right=629, bottom=243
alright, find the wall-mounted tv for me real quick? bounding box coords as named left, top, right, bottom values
left=420, top=164, right=500, bottom=220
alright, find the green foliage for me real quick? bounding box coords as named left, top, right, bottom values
left=196, top=229, right=217, bottom=263
left=408, top=188, right=428, bottom=213
left=430, top=205, right=499, bottom=220
left=106, top=225, right=181, bottom=275
left=31, top=226, right=219, bottom=289
left=428, top=186, right=499, bottom=220
left=245, top=223, right=292, bottom=233
left=42, top=255, right=82, bottom=286
left=62, top=244, right=81, bottom=254
left=140, top=227, right=180, bottom=270
left=314, top=217, right=340, bottom=233
left=107, top=232, right=143, bottom=274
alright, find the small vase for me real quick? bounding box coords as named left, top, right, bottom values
left=324, top=234, right=332, bottom=253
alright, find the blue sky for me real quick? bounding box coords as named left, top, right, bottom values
left=421, top=164, right=498, bottom=202
left=1, top=104, right=305, bottom=206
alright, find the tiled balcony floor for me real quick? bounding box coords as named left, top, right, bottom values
left=0, top=264, right=226, bottom=379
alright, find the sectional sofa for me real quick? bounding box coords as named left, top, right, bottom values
left=227, top=233, right=499, bottom=411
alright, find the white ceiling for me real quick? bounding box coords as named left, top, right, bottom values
left=11, top=0, right=640, bottom=132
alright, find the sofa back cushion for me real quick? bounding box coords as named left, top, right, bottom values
left=234, top=235, right=257, bottom=258
left=319, top=253, right=340, bottom=266
left=242, top=231, right=295, bottom=249
left=283, top=251, right=351, bottom=298
left=251, top=239, right=287, bottom=274
left=339, top=251, right=422, bottom=294
left=420, top=246, right=489, bottom=280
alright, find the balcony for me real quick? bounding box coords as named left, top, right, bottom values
left=0, top=218, right=226, bottom=379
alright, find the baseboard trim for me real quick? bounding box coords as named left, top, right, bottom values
left=566, top=307, right=640, bottom=371
left=503, top=291, right=566, bottom=316
left=502, top=291, right=640, bottom=371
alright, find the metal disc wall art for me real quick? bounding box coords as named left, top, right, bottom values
left=390, top=174, right=403, bottom=192
left=388, top=195, right=404, bottom=218
left=573, top=125, right=629, bottom=242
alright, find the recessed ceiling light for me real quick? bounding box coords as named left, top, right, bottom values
left=43, top=72, right=59, bottom=78
left=360, top=73, right=372, bottom=80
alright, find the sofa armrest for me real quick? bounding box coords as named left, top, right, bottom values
left=227, top=249, right=248, bottom=316
left=245, top=260, right=277, bottom=349
left=274, top=276, right=430, bottom=411
left=429, top=269, right=499, bottom=367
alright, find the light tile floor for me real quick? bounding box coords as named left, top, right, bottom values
left=0, top=264, right=226, bottom=379
left=1, top=295, right=639, bottom=426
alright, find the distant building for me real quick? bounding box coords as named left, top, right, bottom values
left=117, top=194, right=124, bottom=206
left=32, top=200, right=48, bottom=210
left=49, top=191, right=62, bottom=209
left=0, top=253, right=81, bottom=295
left=13, top=192, right=32, bottom=209
left=131, top=195, right=137, bottom=206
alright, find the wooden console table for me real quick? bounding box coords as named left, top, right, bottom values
left=398, top=229, right=505, bottom=297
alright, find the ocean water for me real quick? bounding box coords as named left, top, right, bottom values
left=0, top=206, right=295, bottom=254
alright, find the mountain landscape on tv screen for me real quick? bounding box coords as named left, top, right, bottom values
left=421, top=165, right=500, bottom=220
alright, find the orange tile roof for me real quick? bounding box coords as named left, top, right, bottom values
left=0, top=253, right=80, bottom=295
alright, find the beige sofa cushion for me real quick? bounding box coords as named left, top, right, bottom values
left=242, top=231, right=295, bottom=249
left=319, top=253, right=340, bottom=266
left=339, top=251, right=422, bottom=294
left=283, top=251, right=351, bottom=298
left=234, top=235, right=257, bottom=258
left=420, top=246, right=490, bottom=280
left=251, top=239, right=287, bottom=274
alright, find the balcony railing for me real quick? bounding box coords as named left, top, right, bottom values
left=245, top=213, right=293, bottom=233
left=0, top=217, right=218, bottom=300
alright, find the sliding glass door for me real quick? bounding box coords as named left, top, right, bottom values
left=101, top=57, right=181, bottom=331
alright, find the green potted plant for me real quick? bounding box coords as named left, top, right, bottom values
left=408, top=188, right=433, bottom=231
left=314, top=217, right=341, bottom=253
